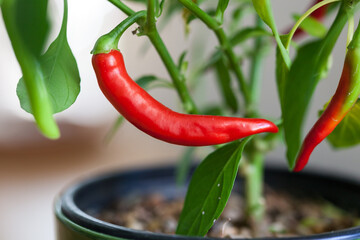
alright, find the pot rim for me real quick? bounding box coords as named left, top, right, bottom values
left=57, top=164, right=360, bottom=240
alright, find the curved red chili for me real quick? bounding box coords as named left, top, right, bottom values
left=294, top=37, right=360, bottom=172
left=92, top=50, right=278, bottom=146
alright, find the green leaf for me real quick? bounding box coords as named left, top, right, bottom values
left=215, top=0, right=229, bottom=24
left=2, top=0, right=59, bottom=138
left=283, top=4, right=350, bottom=169
left=17, top=0, right=80, bottom=114
left=230, top=27, right=272, bottom=46
left=135, top=75, right=173, bottom=90
left=14, top=0, right=49, bottom=57
left=214, top=57, right=238, bottom=112
left=176, top=139, right=250, bottom=236
left=155, top=0, right=165, bottom=17
left=293, top=14, right=327, bottom=38
left=275, top=46, right=289, bottom=106
left=251, top=0, right=276, bottom=31
left=322, top=99, right=360, bottom=148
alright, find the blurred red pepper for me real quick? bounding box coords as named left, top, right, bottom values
left=294, top=29, right=360, bottom=172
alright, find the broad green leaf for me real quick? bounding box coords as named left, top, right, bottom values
left=322, top=99, right=360, bottom=148
left=293, top=14, right=327, bottom=38
left=283, top=4, right=351, bottom=169
left=176, top=139, right=250, bottom=236
left=14, top=0, right=49, bottom=57
left=17, top=0, right=80, bottom=114
left=215, top=0, right=230, bottom=24
left=230, top=27, right=272, bottom=46
left=214, top=57, right=238, bottom=112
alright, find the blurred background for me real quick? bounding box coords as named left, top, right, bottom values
left=1, top=1, right=360, bottom=239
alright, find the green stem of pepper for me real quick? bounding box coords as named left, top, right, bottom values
left=244, top=145, right=265, bottom=227
left=248, top=16, right=267, bottom=116
left=146, top=30, right=199, bottom=114
left=177, top=0, right=251, bottom=109
left=107, top=0, right=135, bottom=16
left=146, top=0, right=157, bottom=33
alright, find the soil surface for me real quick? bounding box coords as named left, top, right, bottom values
left=91, top=188, right=360, bottom=238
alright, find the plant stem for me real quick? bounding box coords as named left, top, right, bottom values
left=146, top=30, right=198, bottom=113
left=248, top=16, right=267, bottom=116
left=177, top=0, right=251, bottom=109
left=244, top=140, right=265, bottom=228
left=107, top=0, right=198, bottom=114
left=107, top=0, right=135, bottom=16
left=146, top=0, right=157, bottom=33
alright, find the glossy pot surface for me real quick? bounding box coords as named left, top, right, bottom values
left=55, top=164, right=360, bottom=240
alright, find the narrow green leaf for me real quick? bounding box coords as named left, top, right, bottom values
left=283, top=3, right=351, bottom=169
left=104, top=116, right=125, bottom=144
left=275, top=46, right=289, bottom=106
left=251, top=0, right=276, bottom=30
left=230, top=27, right=272, bottom=46
left=15, top=0, right=49, bottom=57
left=17, top=0, right=80, bottom=114
left=252, top=0, right=290, bottom=68
left=293, top=14, right=327, bottom=38
left=321, top=99, right=360, bottom=148
left=214, top=57, right=238, bottom=112
left=176, top=139, right=251, bottom=236
left=215, top=0, right=230, bottom=24
left=136, top=75, right=173, bottom=90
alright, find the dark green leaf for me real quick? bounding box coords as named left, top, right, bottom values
left=176, top=147, right=195, bottom=186
left=15, top=0, right=49, bottom=57
left=283, top=4, right=350, bottom=169
left=17, top=0, right=80, bottom=114
left=293, top=14, right=327, bottom=38
left=214, top=57, right=238, bottom=112
left=135, top=75, right=173, bottom=90
left=215, top=0, right=230, bottom=24
left=322, top=99, right=360, bottom=148
left=176, top=139, right=250, bottom=236
left=230, top=27, right=271, bottom=46
left=275, top=46, right=289, bottom=106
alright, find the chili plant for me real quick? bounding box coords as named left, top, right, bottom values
left=3, top=0, right=360, bottom=237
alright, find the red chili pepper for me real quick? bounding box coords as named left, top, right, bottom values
left=294, top=34, right=360, bottom=172
left=92, top=50, right=278, bottom=146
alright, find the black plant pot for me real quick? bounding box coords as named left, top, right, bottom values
left=55, top=164, right=360, bottom=240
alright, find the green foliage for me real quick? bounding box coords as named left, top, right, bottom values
left=323, top=100, right=360, bottom=148
left=214, top=57, right=238, bottom=112
left=17, top=0, right=80, bottom=115
left=215, top=0, right=229, bottom=24
left=176, top=139, right=250, bottom=236
left=293, top=14, right=327, bottom=38
left=14, top=0, right=49, bottom=57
